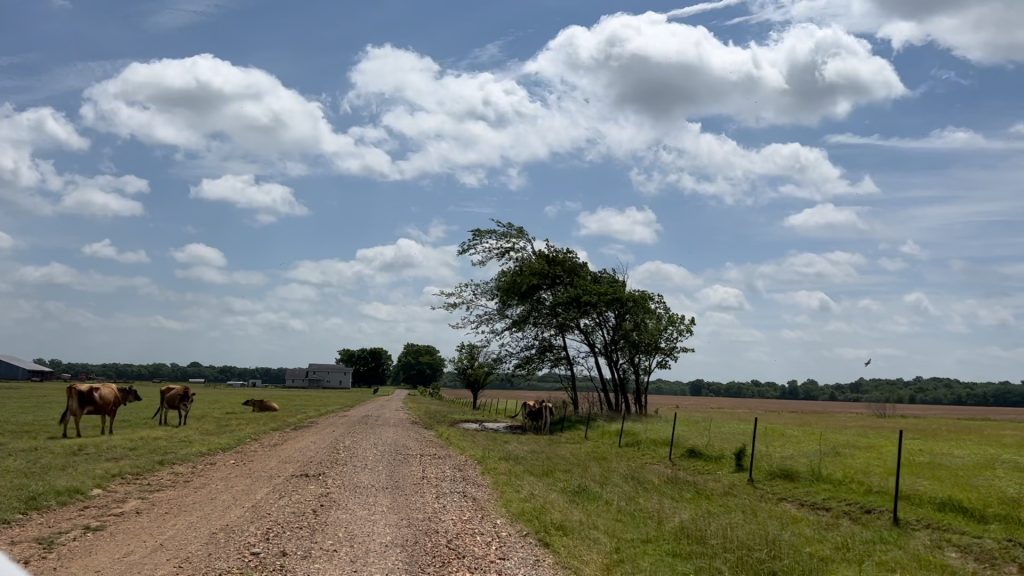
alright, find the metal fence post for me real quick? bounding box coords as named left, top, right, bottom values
left=618, top=410, right=626, bottom=448
left=748, top=416, right=758, bottom=483
left=669, top=412, right=678, bottom=462
left=893, top=429, right=904, bottom=526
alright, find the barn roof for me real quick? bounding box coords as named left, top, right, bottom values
left=0, top=354, right=53, bottom=372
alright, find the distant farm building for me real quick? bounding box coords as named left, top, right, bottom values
left=0, top=355, right=54, bottom=381
left=188, top=378, right=206, bottom=384
left=285, top=364, right=353, bottom=389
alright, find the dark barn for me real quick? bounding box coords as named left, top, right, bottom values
left=0, top=355, right=54, bottom=381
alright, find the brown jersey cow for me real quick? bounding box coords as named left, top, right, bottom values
left=242, top=399, right=279, bottom=412
left=151, top=385, right=195, bottom=426
left=59, top=383, right=143, bottom=438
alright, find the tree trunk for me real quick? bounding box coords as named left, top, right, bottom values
left=559, top=333, right=580, bottom=415
left=471, top=389, right=480, bottom=410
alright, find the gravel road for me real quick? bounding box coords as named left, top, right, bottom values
left=0, top=390, right=561, bottom=575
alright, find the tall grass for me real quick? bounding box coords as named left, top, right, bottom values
left=0, top=381, right=386, bottom=523
left=409, top=396, right=1024, bottom=575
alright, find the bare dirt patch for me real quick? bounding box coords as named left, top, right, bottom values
left=446, top=389, right=1024, bottom=421
left=0, top=390, right=561, bottom=575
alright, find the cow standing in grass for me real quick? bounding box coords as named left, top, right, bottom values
left=59, top=383, right=142, bottom=438
left=151, top=385, right=195, bottom=426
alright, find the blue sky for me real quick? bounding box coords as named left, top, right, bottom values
left=1, top=0, right=1021, bottom=383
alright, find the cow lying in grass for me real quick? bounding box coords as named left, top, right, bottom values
left=151, top=385, right=195, bottom=426
left=512, top=400, right=556, bottom=434
left=59, top=383, right=142, bottom=438
left=242, top=399, right=279, bottom=412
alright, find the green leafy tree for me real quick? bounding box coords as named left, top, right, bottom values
left=390, top=343, right=446, bottom=388
left=337, top=347, right=394, bottom=387
left=451, top=342, right=501, bottom=409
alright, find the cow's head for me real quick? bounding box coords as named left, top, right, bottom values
left=242, top=399, right=255, bottom=407
left=120, top=385, right=143, bottom=403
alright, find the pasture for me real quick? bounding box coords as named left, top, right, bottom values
left=410, top=394, right=1024, bottom=575
left=0, top=381, right=387, bottom=524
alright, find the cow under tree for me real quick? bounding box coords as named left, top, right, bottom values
left=512, top=400, right=556, bottom=434
left=151, top=385, right=195, bottom=426
left=59, top=383, right=143, bottom=438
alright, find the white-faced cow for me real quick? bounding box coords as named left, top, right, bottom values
left=59, top=383, right=143, bottom=438
left=151, top=385, right=195, bottom=426
left=242, top=399, right=279, bottom=412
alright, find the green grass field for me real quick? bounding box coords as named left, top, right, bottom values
left=0, top=381, right=387, bottom=524
left=408, top=395, right=1024, bottom=575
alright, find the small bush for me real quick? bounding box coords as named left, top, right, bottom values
left=733, top=444, right=747, bottom=472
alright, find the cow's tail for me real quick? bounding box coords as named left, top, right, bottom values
left=151, top=404, right=162, bottom=419
left=510, top=402, right=525, bottom=419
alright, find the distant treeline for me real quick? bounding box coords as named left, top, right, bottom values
left=443, top=372, right=1024, bottom=408
left=33, top=359, right=290, bottom=385
left=31, top=359, right=1024, bottom=408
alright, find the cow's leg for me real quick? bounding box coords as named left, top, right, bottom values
left=100, top=414, right=107, bottom=435
left=177, top=408, right=183, bottom=427
left=109, top=410, right=117, bottom=435
left=74, top=414, right=82, bottom=438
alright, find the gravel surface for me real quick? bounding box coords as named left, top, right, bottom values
left=0, top=390, right=562, bottom=575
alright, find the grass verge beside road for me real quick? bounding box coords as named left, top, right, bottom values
left=408, top=395, right=1024, bottom=575
left=0, top=381, right=388, bottom=524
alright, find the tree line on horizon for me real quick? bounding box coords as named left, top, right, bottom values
left=28, top=358, right=1023, bottom=407
left=445, top=372, right=1024, bottom=408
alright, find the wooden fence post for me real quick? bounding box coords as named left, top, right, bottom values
left=669, top=412, right=678, bottom=462
left=748, top=416, right=758, bottom=483
left=584, top=411, right=591, bottom=440
left=893, top=429, right=904, bottom=526
left=561, top=404, right=568, bottom=433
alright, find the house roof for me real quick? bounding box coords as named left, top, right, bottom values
left=285, top=368, right=306, bottom=379
left=307, top=363, right=352, bottom=371
left=0, top=354, right=53, bottom=372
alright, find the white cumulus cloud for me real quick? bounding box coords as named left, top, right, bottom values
left=773, top=289, right=839, bottom=313
left=287, top=238, right=458, bottom=287
left=81, top=238, right=150, bottom=264
left=783, top=203, right=868, bottom=234
left=576, top=206, right=662, bottom=244
left=0, top=230, right=13, bottom=252
left=697, top=284, right=750, bottom=311
left=81, top=54, right=394, bottom=176
left=190, top=174, right=308, bottom=223
left=171, top=242, right=228, bottom=268
left=526, top=13, right=906, bottom=125
left=903, top=291, right=938, bottom=316
left=631, top=260, right=703, bottom=291
left=747, top=0, right=1024, bottom=65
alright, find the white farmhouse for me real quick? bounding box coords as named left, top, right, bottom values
left=285, top=363, right=353, bottom=389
